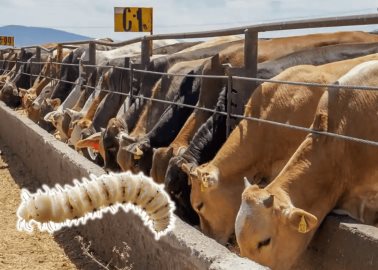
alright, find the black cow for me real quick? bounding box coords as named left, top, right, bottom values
left=123, top=62, right=205, bottom=176
left=0, top=49, right=34, bottom=107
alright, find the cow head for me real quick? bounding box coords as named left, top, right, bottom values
left=117, top=138, right=152, bottom=175
left=0, top=78, right=21, bottom=107
left=38, top=98, right=56, bottom=132
left=68, top=113, right=91, bottom=146
left=75, top=131, right=105, bottom=161
left=150, top=146, right=175, bottom=183
left=236, top=183, right=318, bottom=270
left=164, top=155, right=200, bottom=225
left=186, top=163, right=244, bottom=244
left=93, top=118, right=125, bottom=172
left=32, top=84, right=54, bottom=110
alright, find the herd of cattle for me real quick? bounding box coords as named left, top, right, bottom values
left=1, top=31, right=378, bottom=269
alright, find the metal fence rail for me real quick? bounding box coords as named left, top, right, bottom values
left=1, top=57, right=378, bottom=148
left=3, top=13, right=378, bottom=84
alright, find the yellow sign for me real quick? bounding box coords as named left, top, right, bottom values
left=114, top=7, right=153, bottom=32
left=0, top=36, right=14, bottom=47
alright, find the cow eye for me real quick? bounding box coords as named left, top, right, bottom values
left=196, top=202, right=204, bottom=212
left=257, top=238, right=271, bottom=249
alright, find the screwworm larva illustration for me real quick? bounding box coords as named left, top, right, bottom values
left=16, top=172, right=176, bottom=240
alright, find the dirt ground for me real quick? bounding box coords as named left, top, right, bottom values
left=0, top=142, right=102, bottom=270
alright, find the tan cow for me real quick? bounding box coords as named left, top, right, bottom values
left=185, top=53, right=378, bottom=245
left=236, top=60, right=378, bottom=270
left=150, top=31, right=378, bottom=184
left=76, top=31, right=378, bottom=174
left=256, top=31, right=378, bottom=62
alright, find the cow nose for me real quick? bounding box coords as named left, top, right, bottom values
left=32, top=102, right=40, bottom=110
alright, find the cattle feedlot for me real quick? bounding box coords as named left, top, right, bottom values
left=0, top=12, right=378, bottom=270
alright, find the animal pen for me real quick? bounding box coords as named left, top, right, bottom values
left=0, top=13, right=378, bottom=270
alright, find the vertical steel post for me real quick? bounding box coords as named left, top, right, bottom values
left=141, top=37, right=151, bottom=69
left=29, top=57, right=33, bottom=87
left=128, top=62, right=134, bottom=109
left=18, top=48, right=25, bottom=71
left=226, top=71, right=233, bottom=138
left=57, top=44, right=63, bottom=62
left=49, top=55, right=54, bottom=87
left=88, top=41, right=96, bottom=85
left=35, top=46, right=41, bottom=74
left=244, top=29, right=258, bottom=89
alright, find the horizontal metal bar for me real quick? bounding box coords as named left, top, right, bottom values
left=5, top=68, right=378, bottom=148
left=5, top=59, right=378, bottom=92
left=132, top=67, right=228, bottom=79
left=19, top=45, right=54, bottom=53
left=16, top=13, right=378, bottom=48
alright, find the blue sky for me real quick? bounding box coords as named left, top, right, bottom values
left=1, top=0, right=378, bottom=40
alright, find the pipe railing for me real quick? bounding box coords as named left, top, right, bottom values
left=2, top=58, right=378, bottom=148
left=5, top=13, right=378, bottom=73
left=2, top=13, right=378, bottom=143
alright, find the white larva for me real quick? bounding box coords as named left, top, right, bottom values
left=16, top=172, right=176, bottom=240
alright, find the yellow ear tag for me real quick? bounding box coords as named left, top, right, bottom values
left=133, top=154, right=141, bottom=160
left=200, top=181, right=208, bottom=192
left=298, top=215, right=308, bottom=233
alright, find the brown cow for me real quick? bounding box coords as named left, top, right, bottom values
left=185, top=53, right=378, bottom=245
left=236, top=60, right=378, bottom=270
left=152, top=31, right=378, bottom=184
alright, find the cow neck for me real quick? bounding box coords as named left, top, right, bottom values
left=267, top=135, right=345, bottom=222
left=211, top=119, right=252, bottom=179
left=80, top=78, right=102, bottom=113
left=170, top=112, right=202, bottom=150
left=60, top=78, right=83, bottom=110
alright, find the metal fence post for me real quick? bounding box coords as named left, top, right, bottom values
left=88, top=41, right=96, bottom=85
left=29, top=57, right=33, bottom=87
left=141, top=37, right=151, bottom=69
left=49, top=54, right=54, bottom=87
left=35, top=46, right=41, bottom=74
left=128, top=61, right=134, bottom=109
left=244, top=29, right=258, bottom=89
left=226, top=70, right=233, bottom=138
left=57, top=44, right=63, bottom=62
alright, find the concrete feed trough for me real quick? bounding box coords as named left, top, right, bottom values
left=0, top=101, right=377, bottom=270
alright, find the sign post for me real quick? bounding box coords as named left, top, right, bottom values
left=0, top=36, right=15, bottom=47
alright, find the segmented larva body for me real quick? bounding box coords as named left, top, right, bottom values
left=17, top=172, right=176, bottom=240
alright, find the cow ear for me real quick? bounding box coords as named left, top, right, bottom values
left=166, top=146, right=174, bottom=157
left=50, top=98, right=61, bottom=108
left=210, top=54, right=222, bottom=70
left=120, top=132, right=137, bottom=144
left=198, top=168, right=219, bottom=191
left=12, top=87, right=18, bottom=96
left=287, top=208, right=318, bottom=234
left=65, top=108, right=77, bottom=118
left=18, top=88, right=28, bottom=97
left=43, top=111, right=55, bottom=122
left=175, top=146, right=186, bottom=156
left=181, top=162, right=196, bottom=177
left=75, top=132, right=101, bottom=150
left=244, top=177, right=252, bottom=189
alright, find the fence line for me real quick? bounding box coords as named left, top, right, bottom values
left=5, top=59, right=378, bottom=92
left=2, top=61, right=378, bottom=148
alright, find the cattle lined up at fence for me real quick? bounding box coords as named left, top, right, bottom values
left=1, top=31, right=378, bottom=270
